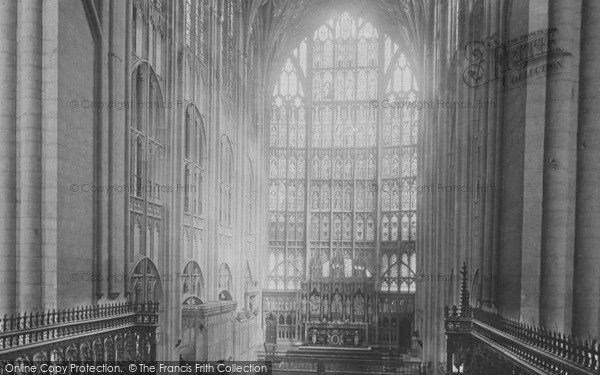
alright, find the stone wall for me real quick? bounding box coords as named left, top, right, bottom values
left=0, top=0, right=268, bottom=362
left=418, top=0, right=599, bottom=371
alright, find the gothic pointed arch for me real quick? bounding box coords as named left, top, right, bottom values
left=181, top=103, right=207, bottom=266
left=265, top=10, right=419, bottom=348
left=182, top=295, right=203, bottom=306
left=181, top=260, right=205, bottom=301
left=218, top=290, right=233, bottom=301
left=267, top=11, right=418, bottom=292
left=129, top=60, right=166, bottom=265
left=182, top=103, right=207, bottom=217
left=244, top=261, right=255, bottom=291
left=130, top=257, right=162, bottom=303
left=218, top=262, right=233, bottom=298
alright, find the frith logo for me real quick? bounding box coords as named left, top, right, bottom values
left=463, top=28, right=571, bottom=89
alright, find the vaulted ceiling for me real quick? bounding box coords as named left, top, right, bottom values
left=243, top=0, right=430, bottom=88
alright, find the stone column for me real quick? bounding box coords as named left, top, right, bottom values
left=573, top=0, right=600, bottom=340
left=108, top=0, right=127, bottom=298
left=486, top=0, right=503, bottom=308
left=479, top=0, right=493, bottom=307
left=540, top=0, right=581, bottom=332
left=16, top=0, right=44, bottom=312
left=41, top=0, right=59, bottom=310
left=519, top=0, right=547, bottom=323
left=418, top=0, right=440, bottom=366
left=0, top=0, right=18, bottom=315
left=434, top=0, right=451, bottom=364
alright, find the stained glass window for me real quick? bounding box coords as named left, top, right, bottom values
left=267, top=13, right=418, bottom=292
left=380, top=35, right=418, bottom=292
left=267, top=43, right=307, bottom=290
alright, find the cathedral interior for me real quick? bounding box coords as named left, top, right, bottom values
left=0, top=0, right=599, bottom=374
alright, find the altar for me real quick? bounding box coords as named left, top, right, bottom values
left=295, top=269, right=376, bottom=346
left=262, top=249, right=414, bottom=349
left=306, top=321, right=368, bottom=347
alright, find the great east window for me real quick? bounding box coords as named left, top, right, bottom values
left=267, top=12, right=418, bottom=294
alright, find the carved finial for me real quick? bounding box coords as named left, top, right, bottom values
left=459, top=262, right=470, bottom=316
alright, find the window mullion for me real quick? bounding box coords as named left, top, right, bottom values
left=304, top=39, right=313, bottom=284
left=374, top=25, right=385, bottom=293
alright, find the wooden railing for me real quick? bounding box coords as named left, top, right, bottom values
left=259, top=351, right=423, bottom=375
left=472, top=309, right=600, bottom=371
left=445, top=264, right=600, bottom=374
left=0, top=302, right=159, bottom=367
